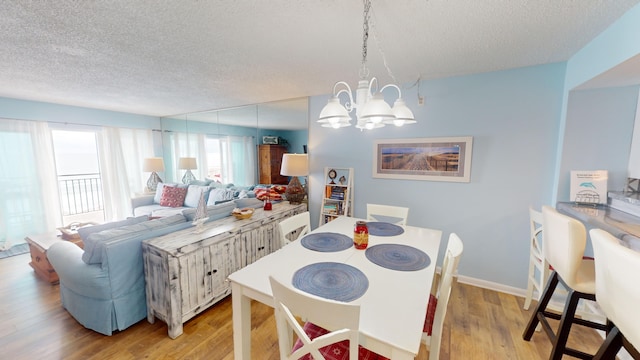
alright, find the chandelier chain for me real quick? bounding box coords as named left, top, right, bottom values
left=360, top=0, right=372, bottom=79
left=368, top=13, right=399, bottom=85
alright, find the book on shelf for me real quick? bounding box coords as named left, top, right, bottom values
left=323, top=203, right=338, bottom=214
left=330, top=187, right=346, bottom=200
left=324, top=215, right=337, bottom=223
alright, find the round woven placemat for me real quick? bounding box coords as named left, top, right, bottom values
left=366, top=222, right=405, bottom=236
left=365, top=244, right=430, bottom=271
left=301, top=232, right=353, bottom=252
left=292, top=262, right=369, bottom=302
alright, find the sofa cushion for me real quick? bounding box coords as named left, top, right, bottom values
left=207, top=188, right=235, bottom=206
left=77, top=215, right=148, bottom=241
left=160, top=186, right=187, bottom=207
left=133, top=204, right=165, bottom=217
left=183, top=201, right=237, bottom=222
left=234, top=198, right=263, bottom=209
left=82, top=215, right=187, bottom=265
left=189, top=179, right=212, bottom=186
left=183, top=185, right=211, bottom=208
left=150, top=207, right=189, bottom=218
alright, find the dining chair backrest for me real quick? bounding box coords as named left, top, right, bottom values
left=278, top=211, right=311, bottom=247
left=541, top=205, right=588, bottom=290
left=590, top=229, right=640, bottom=351
left=269, top=276, right=360, bottom=360
left=366, top=203, right=409, bottom=226
left=524, top=207, right=550, bottom=310
left=423, top=232, right=464, bottom=360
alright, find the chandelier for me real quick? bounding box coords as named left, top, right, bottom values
left=318, top=0, right=415, bottom=130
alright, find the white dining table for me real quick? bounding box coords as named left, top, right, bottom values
left=227, top=215, right=443, bottom=359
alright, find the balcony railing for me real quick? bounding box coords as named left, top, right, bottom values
left=58, top=173, right=104, bottom=216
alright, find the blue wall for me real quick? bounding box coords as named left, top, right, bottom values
left=309, top=63, right=567, bottom=289
left=307, top=2, right=640, bottom=290
left=0, top=97, right=160, bottom=129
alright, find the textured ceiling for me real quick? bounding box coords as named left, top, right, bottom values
left=0, top=0, right=638, bottom=117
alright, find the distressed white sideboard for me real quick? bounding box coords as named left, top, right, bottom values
left=142, top=202, right=306, bottom=338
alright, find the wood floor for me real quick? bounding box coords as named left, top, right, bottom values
left=1, top=252, right=606, bottom=359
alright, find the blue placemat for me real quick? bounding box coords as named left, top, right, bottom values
left=292, top=262, right=369, bottom=302
left=367, top=222, right=405, bottom=236
left=301, top=232, right=353, bottom=252
left=365, top=244, right=430, bottom=271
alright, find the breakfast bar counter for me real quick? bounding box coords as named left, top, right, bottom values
left=556, top=201, right=640, bottom=251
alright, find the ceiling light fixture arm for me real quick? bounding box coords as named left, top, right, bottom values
left=332, top=81, right=355, bottom=113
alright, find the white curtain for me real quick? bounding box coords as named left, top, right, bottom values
left=0, top=119, right=61, bottom=249
left=97, top=127, right=154, bottom=221
left=220, top=136, right=256, bottom=186
left=169, top=132, right=208, bottom=183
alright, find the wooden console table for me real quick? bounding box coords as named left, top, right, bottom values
left=142, top=202, right=306, bottom=338
left=25, top=233, right=84, bottom=284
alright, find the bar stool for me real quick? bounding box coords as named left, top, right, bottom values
left=590, top=229, right=640, bottom=359
left=522, top=206, right=607, bottom=360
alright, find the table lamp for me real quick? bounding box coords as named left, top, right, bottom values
left=178, top=157, right=197, bottom=184
left=143, top=157, right=165, bottom=192
left=280, top=154, right=308, bottom=204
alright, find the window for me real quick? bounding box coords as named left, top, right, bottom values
left=51, top=130, right=105, bottom=224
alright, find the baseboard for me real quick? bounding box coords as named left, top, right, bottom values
left=456, top=274, right=527, bottom=297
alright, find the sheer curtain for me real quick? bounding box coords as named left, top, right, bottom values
left=168, top=132, right=208, bottom=183
left=0, top=119, right=61, bottom=249
left=97, top=127, right=154, bottom=221
left=220, top=136, right=256, bottom=186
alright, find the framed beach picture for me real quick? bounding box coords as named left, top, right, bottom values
left=373, top=136, right=473, bottom=182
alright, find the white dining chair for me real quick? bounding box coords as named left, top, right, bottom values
left=269, top=276, right=384, bottom=360
left=421, top=232, right=464, bottom=360
left=522, top=206, right=607, bottom=359
left=591, top=229, right=640, bottom=360
left=366, top=203, right=409, bottom=226
left=523, top=207, right=549, bottom=311
left=278, top=211, right=310, bottom=247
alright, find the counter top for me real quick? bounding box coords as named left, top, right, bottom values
left=557, top=202, right=640, bottom=251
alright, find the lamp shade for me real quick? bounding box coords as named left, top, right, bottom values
left=358, top=93, right=394, bottom=124
left=143, top=157, right=165, bottom=172
left=318, top=97, right=352, bottom=128
left=280, top=154, right=308, bottom=176
left=178, top=157, right=197, bottom=170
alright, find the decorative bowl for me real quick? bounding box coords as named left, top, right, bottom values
left=232, top=208, right=254, bottom=220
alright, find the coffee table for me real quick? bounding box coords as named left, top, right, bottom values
left=25, top=232, right=84, bottom=284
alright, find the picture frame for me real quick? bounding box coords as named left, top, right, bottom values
left=373, top=136, right=473, bottom=182
left=263, top=136, right=279, bottom=145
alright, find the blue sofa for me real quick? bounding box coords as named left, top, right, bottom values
left=47, top=199, right=262, bottom=335
left=46, top=197, right=247, bottom=335
left=131, top=182, right=258, bottom=218
left=47, top=215, right=192, bottom=335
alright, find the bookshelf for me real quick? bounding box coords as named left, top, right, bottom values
left=319, top=167, right=354, bottom=225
